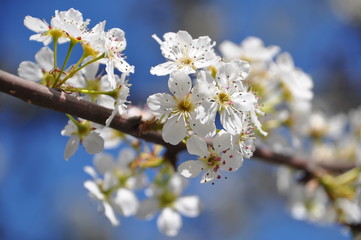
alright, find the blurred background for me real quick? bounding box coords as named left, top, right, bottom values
left=0, top=0, right=361, bottom=239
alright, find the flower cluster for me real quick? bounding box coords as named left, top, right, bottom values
left=18, top=8, right=361, bottom=238
left=276, top=106, right=361, bottom=229
left=220, top=37, right=313, bottom=148
left=148, top=31, right=265, bottom=183
left=19, top=8, right=134, bottom=158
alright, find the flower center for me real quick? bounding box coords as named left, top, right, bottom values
left=159, top=191, right=177, bottom=208
left=176, top=93, right=194, bottom=113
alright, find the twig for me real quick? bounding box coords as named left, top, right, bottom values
left=0, top=69, right=356, bottom=174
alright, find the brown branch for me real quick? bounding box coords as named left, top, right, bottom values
left=0, top=69, right=356, bottom=174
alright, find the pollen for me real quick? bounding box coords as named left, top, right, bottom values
left=218, top=92, right=231, bottom=105
left=176, top=94, right=194, bottom=113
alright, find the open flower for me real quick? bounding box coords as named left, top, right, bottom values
left=84, top=149, right=145, bottom=226
left=150, top=30, right=219, bottom=76
left=137, top=173, right=202, bottom=236
left=219, top=36, right=280, bottom=64
left=196, top=60, right=266, bottom=136
left=18, top=47, right=54, bottom=84
left=178, top=133, right=243, bottom=183
left=147, top=71, right=214, bottom=145
left=24, top=8, right=89, bottom=45
left=61, top=119, right=104, bottom=160
left=98, top=28, right=134, bottom=88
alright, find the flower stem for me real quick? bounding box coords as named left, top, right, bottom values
left=76, top=88, right=116, bottom=96
left=52, top=40, right=77, bottom=88
left=66, top=114, right=81, bottom=128
left=56, top=53, right=105, bottom=87
left=53, top=37, right=59, bottom=70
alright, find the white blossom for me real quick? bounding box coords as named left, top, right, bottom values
left=150, top=30, right=219, bottom=76
left=137, top=173, right=201, bottom=236
left=18, top=47, right=54, bottom=83
left=61, top=119, right=104, bottom=160
left=147, top=71, right=214, bottom=145
left=195, top=60, right=266, bottom=136
left=178, top=133, right=243, bottom=183
left=219, top=36, right=280, bottom=64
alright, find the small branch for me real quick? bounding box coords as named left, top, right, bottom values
left=0, top=69, right=356, bottom=174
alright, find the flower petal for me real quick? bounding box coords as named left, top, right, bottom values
left=186, top=135, right=208, bottom=157
left=35, top=47, right=54, bottom=72
left=18, top=61, right=42, bottom=82
left=64, top=135, right=79, bottom=160
left=175, top=196, right=202, bottom=217
left=213, top=130, right=232, bottom=153
left=162, top=114, right=186, bottom=145
left=136, top=198, right=159, bottom=220
left=103, top=201, right=120, bottom=226
left=220, top=150, right=243, bottom=172
left=150, top=62, right=178, bottom=76
left=84, top=180, right=103, bottom=200
left=93, top=153, right=115, bottom=174
left=157, top=208, right=182, bottom=237
left=178, top=160, right=203, bottom=178
left=24, top=16, right=49, bottom=33
left=168, top=72, right=191, bottom=99
left=112, top=188, right=139, bottom=217
left=83, top=132, right=104, bottom=154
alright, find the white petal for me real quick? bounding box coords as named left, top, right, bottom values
left=213, top=130, right=232, bottom=153
left=83, top=166, right=98, bottom=180
left=105, top=60, right=116, bottom=88
left=112, top=188, right=139, bottom=217
left=168, top=72, right=191, bottom=99
left=175, top=196, right=202, bottom=217
left=150, top=62, right=178, bottom=76
left=64, top=135, right=79, bottom=160
left=157, top=208, right=182, bottom=237
left=147, top=93, right=175, bottom=116
left=162, top=115, right=187, bottom=145
left=103, top=201, right=120, bottom=226
left=18, top=61, right=42, bottom=82
left=200, top=170, right=216, bottom=183
left=186, top=135, right=208, bottom=156
left=82, top=57, right=99, bottom=80
left=24, top=16, right=49, bottom=33
left=136, top=198, right=160, bottom=220
left=178, top=160, right=203, bottom=178
left=61, top=120, right=77, bottom=136
left=220, top=150, right=243, bottom=172
left=35, top=47, right=54, bottom=72
left=168, top=173, right=188, bottom=195
left=103, top=172, right=118, bottom=191
left=93, top=153, right=115, bottom=174
left=190, top=116, right=216, bottom=138
left=219, top=40, right=242, bottom=61
left=84, top=180, right=104, bottom=200
left=116, top=148, right=136, bottom=170
left=83, top=132, right=104, bottom=154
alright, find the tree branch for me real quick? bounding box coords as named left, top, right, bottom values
left=0, top=69, right=355, bottom=174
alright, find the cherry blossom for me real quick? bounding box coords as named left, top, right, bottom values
left=147, top=71, right=214, bottom=145
left=18, top=47, right=54, bottom=84
left=61, top=119, right=104, bottom=160
left=178, top=133, right=243, bottom=183
left=150, top=30, right=219, bottom=76
left=137, top=173, right=201, bottom=236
